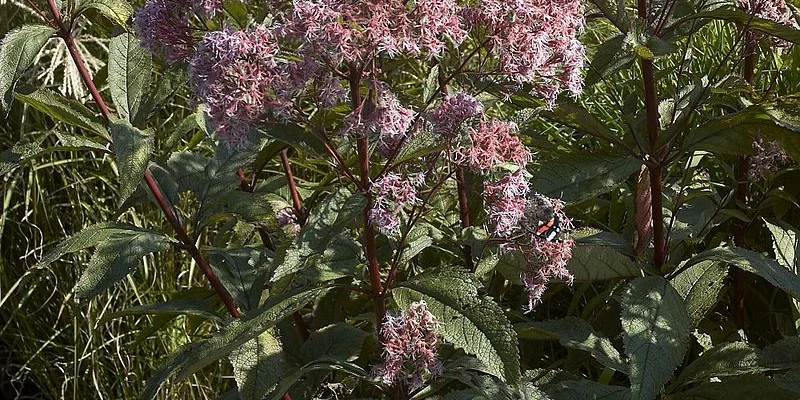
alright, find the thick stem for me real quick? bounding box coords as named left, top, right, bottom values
left=455, top=167, right=474, bottom=271
left=641, top=59, right=666, bottom=269
left=349, top=68, right=386, bottom=327
left=280, top=149, right=306, bottom=224
left=46, top=0, right=241, bottom=318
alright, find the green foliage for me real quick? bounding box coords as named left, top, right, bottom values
left=533, top=155, right=641, bottom=203
left=75, top=0, right=134, bottom=27
left=0, top=24, right=55, bottom=109
left=108, top=32, right=152, bottom=122
left=110, top=119, right=153, bottom=205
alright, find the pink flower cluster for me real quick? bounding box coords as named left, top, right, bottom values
left=515, top=195, right=575, bottom=309
left=373, top=301, right=442, bottom=389
left=287, top=0, right=466, bottom=63
left=463, top=0, right=586, bottom=107
left=455, top=119, right=531, bottom=172
left=429, top=92, right=484, bottom=136
left=134, top=0, right=199, bottom=63
left=369, top=173, right=421, bottom=235
left=749, top=137, right=790, bottom=180
left=483, top=170, right=530, bottom=236
left=188, top=25, right=321, bottom=147
left=276, top=207, right=301, bottom=236
left=738, top=0, right=799, bottom=47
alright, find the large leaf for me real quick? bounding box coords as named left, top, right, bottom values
left=271, top=189, right=364, bottom=283
left=543, top=380, right=630, bottom=400
left=765, top=220, right=800, bottom=311
left=672, top=8, right=800, bottom=45
left=533, top=154, right=641, bottom=203
left=229, top=329, right=286, bottom=400
left=668, top=375, right=798, bottom=400
left=621, top=276, right=691, bottom=400
left=265, top=358, right=372, bottom=400
left=75, top=0, right=134, bottom=27
left=0, top=24, right=55, bottom=109
left=0, top=140, right=44, bottom=177
left=14, top=88, right=108, bottom=137
left=759, top=337, right=800, bottom=369
left=207, top=246, right=272, bottom=311
left=141, top=285, right=326, bottom=398
left=75, top=227, right=169, bottom=302
left=584, top=35, right=634, bottom=87
left=516, top=317, right=628, bottom=373
left=393, top=267, right=520, bottom=383
left=108, top=32, right=151, bottom=121
left=568, top=244, right=642, bottom=281
left=34, top=222, right=144, bottom=268
left=110, top=119, right=153, bottom=205
left=670, top=260, right=728, bottom=327
left=688, top=247, right=800, bottom=300
left=300, top=323, right=368, bottom=362
left=671, top=342, right=766, bottom=388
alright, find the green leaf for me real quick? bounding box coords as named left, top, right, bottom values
left=14, top=88, right=108, bottom=137
left=672, top=342, right=766, bottom=387
left=773, top=369, right=800, bottom=393
left=104, top=298, right=224, bottom=322
left=584, top=35, right=633, bottom=87
left=34, top=222, right=144, bottom=269
left=75, top=226, right=168, bottom=302
left=0, top=140, right=44, bottom=177
left=668, top=375, right=799, bottom=400
left=394, top=267, right=520, bottom=383
left=265, top=358, right=372, bottom=400
left=688, top=247, right=800, bottom=300
left=207, top=247, right=272, bottom=311
left=621, top=276, right=691, bottom=400
left=543, top=380, right=631, bottom=400
left=0, top=24, right=55, bottom=109
left=75, top=0, right=134, bottom=27
left=568, top=244, right=641, bottom=282
left=539, top=101, right=624, bottom=148
left=300, top=323, right=368, bottom=362
left=673, top=8, right=800, bottom=45
left=759, top=337, right=800, bottom=369
left=229, top=329, right=286, bottom=400
left=272, top=189, right=364, bottom=283
left=670, top=260, right=728, bottom=328
left=765, top=220, right=800, bottom=310
left=108, top=32, right=151, bottom=122
left=110, top=119, right=153, bottom=205
left=533, top=155, right=641, bottom=203
left=256, top=123, right=328, bottom=155
left=141, top=285, right=326, bottom=399
left=516, top=317, right=628, bottom=373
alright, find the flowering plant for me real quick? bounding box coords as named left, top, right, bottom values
left=4, top=0, right=800, bottom=398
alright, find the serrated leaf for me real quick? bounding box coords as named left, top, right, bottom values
left=765, top=219, right=800, bottom=311
left=272, top=189, right=364, bottom=282
left=0, top=140, right=44, bottom=176
left=539, top=101, right=624, bottom=148
left=76, top=0, right=133, bottom=26
left=104, top=298, right=223, bottom=322
left=672, top=342, right=766, bottom=387
left=621, top=276, right=690, bottom=400
left=14, top=88, right=108, bottom=136
left=300, top=323, right=368, bottom=362
left=141, top=285, right=326, bottom=399
left=75, top=227, right=168, bottom=302
left=668, top=375, right=798, bottom=400
left=516, top=317, right=628, bottom=373
left=0, top=24, right=55, bottom=109
left=34, top=222, right=144, bottom=269
left=543, top=380, right=631, bottom=400
left=688, top=246, right=800, bottom=300
left=568, top=244, right=642, bottom=281
left=674, top=8, right=800, bottom=45
left=265, top=358, right=371, bottom=400
left=208, top=247, right=272, bottom=311
left=229, top=329, right=285, bottom=400
left=108, top=32, right=151, bottom=121
left=584, top=35, right=634, bottom=87
left=670, top=260, right=728, bottom=327
left=110, top=119, right=152, bottom=205
left=533, top=155, right=641, bottom=203
left=394, top=267, right=520, bottom=383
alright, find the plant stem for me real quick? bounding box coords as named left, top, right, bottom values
left=349, top=67, right=386, bottom=327
left=280, top=149, right=306, bottom=224
left=45, top=0, right=240, bottom=318
left=637, top=0, right=666, bottom=269
left=455, top=167, right=474, bottom=271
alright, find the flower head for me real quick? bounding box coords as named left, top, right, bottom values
left=276, top=207, right=301, bottom=236
left=373, top=301, right=442, bottom=389
left=429, top=92, right=484, bottom=136
left=737, top=0, right=798, bottom=47
left=483, top=170, right=530, bottom=236
left=456, top=119, right=531, bottom=172
left=370, top=83, right=416, bottom=157
left=369, top=173, right=421, bottom=235
left=749, top=137, right=790, bottom=180
left=134, top=0, right=197, bottom=63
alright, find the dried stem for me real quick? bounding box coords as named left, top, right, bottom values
left=45, top=0, right=240, bottom=318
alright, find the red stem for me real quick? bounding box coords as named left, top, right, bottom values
left=455, top=167, right=474, bottom=271
left=280, top=149, right=305, bottom=224
left=349, top=67, right=386, bottom=327
left=45, top=0, right=240, bottom=317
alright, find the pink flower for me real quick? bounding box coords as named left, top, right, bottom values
left=483, top=170, right=530, bottom=236
left=749, top=137, right=790, bottom=180
left=134, top=0, right=197, bottom=63
left=737, top=0, right=798, bottom=47
left=455, top=119, right=531, bottom=172
left=373, top=301, right=442, bottom=389
left=429, top=92, right=484, bottom=136
left=369, top=173, right=421, bottom=235
left=462, top=0, right=586, bottom=107
left=276, top=207, right=301, bottom=236
left=369, top=83, right=416, bottom=157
